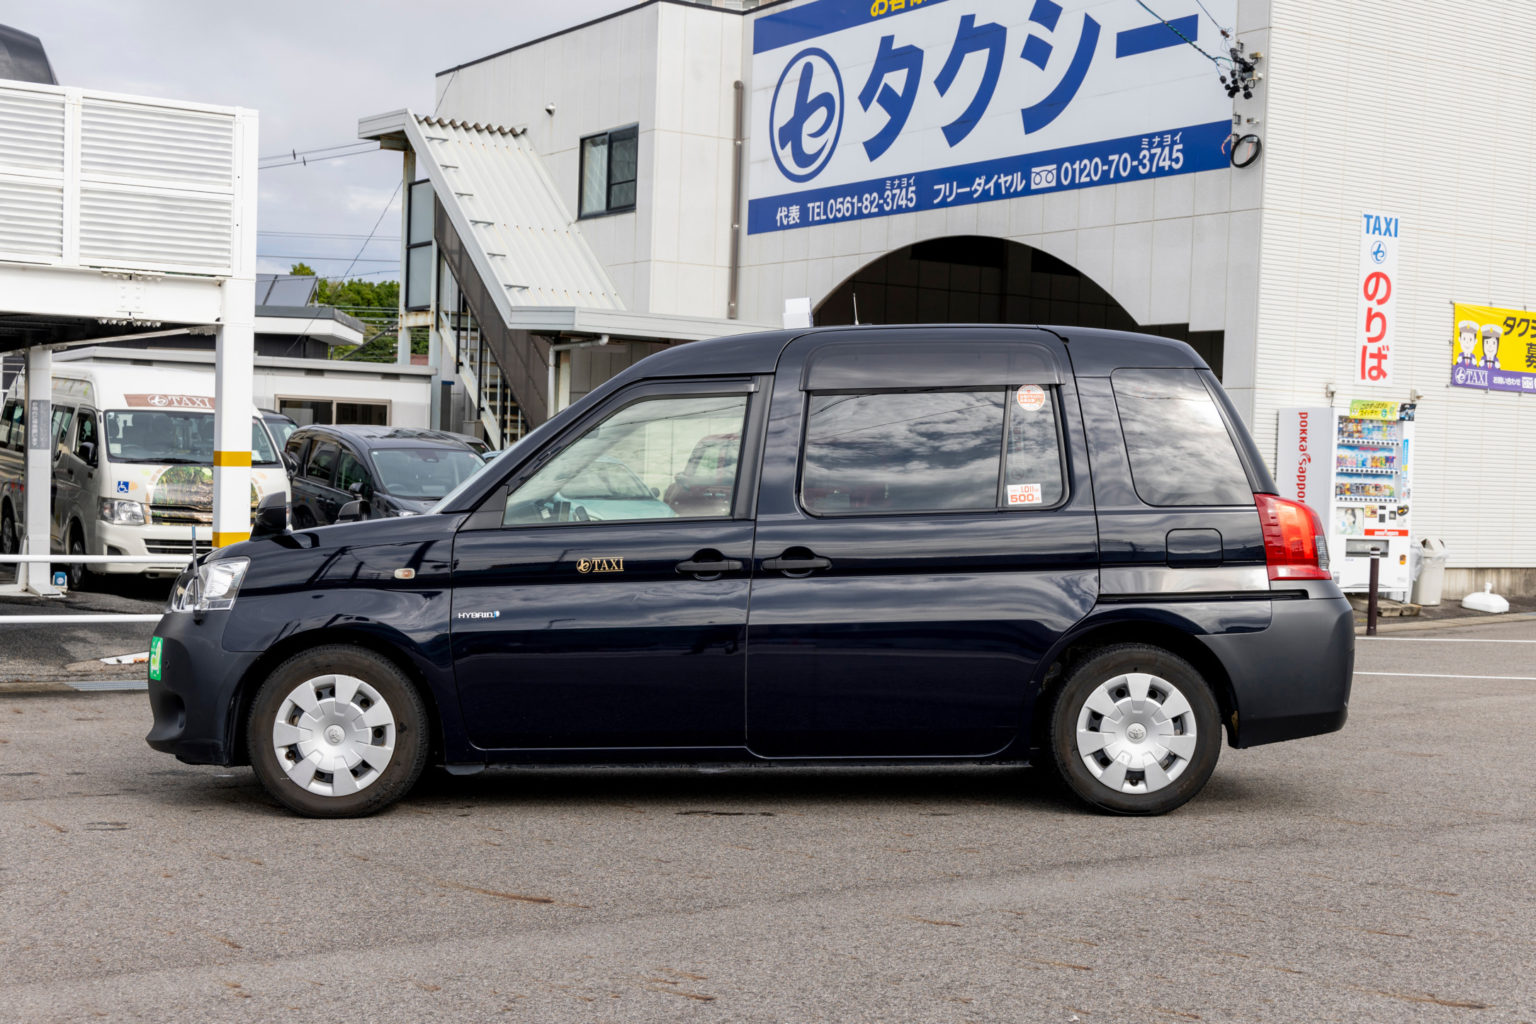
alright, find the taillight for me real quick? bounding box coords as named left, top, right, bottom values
left=1255, top=493, right=1331, bottom=581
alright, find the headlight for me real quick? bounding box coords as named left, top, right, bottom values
left=100, top=499, right=145, bottom=525
left=169, top=557, right=249, bottom=613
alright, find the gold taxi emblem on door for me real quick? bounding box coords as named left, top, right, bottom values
left=577, top=557, right=624, bottom=574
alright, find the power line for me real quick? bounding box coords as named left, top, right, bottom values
left=258, top=231, right=401, bottom=241
left=258, top=254, right=398, bottom=264
left=259, top=140, right=381, bottom=162
left=1133, top=0, right=1231, bottom=66
left=259, top=146, right=379, bottom=170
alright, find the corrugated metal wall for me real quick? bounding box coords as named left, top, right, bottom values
left=1253, top=1, right=1536, bottom=569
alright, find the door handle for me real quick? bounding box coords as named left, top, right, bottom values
left=762, top=551, right=832, bottom=573
left=676, top=554, right=744, bottom=575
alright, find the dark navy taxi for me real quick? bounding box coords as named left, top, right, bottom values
left=147, top=326, right=1353, bottom=817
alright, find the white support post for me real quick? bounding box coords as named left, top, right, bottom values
left=211, top=108, right=259, bottom=550
left=21, top=345, right=59, bottom=595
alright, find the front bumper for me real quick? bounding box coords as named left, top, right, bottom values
left=145, top=609, right=261, bottom=765
left=94, top=521, right=203, bottom=575
left=1202, top=586, right=1355, bottom=748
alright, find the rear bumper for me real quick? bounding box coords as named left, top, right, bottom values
left=145, top=610, right=258, bottom=765
left=1202, top=587, right=1355, bottom=748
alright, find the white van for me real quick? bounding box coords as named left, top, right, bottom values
left=0, top=364, right=290, bottom=587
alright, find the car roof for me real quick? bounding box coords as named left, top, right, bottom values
left=604, top=324, right=1207, bottom=387
left=292, top=424, right=479, bottom=450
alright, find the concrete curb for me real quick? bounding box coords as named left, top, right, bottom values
left=1355, top=611, right=1536, bottom=634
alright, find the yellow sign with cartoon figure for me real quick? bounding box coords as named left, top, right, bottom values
left=1451, top=301, right=1536, bottom=393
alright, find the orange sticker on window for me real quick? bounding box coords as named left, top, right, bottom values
left=1007, top=483, right=1043, bottom=505
left=1015, top=385, right=1046, bottom=411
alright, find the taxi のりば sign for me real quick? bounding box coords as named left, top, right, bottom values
left=748, top=0, right=1237, bottom=233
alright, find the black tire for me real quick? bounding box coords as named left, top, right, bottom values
left=66, top=525, right=90, bottom=591
left=0, top=501, right=16, bottom=556
left=247, top=645, right=430, bottom=818
left=1047, top=644, right=1221, bottom=815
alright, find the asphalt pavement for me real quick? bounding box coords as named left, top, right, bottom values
left=1, top=615, right=1533, bottom=1022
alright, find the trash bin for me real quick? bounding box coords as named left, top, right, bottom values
left=1412, top=537, right=1447, bottom=606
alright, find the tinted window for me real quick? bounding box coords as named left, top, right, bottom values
left=306, top=442, right=339, bottom=483
left=504, top=393, right=748, bottom=526
left=801, top=391, right=1004, bottom=514
left=1112, top=369, right=1252, bottom=506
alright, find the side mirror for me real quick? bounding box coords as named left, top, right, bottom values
left=250, top=492, right=288, bottom=539
left=348, top=480, right=364, bottom=495
left=336, top=499, right=366, bottom=523
left=78, top=441, right=97, bottom=467
left=283, top=453, right=298, bottom=475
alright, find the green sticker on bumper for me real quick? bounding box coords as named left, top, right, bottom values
left=148, top=636, right=163, bottom=682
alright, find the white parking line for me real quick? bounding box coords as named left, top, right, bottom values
left=1354, top=671, right=1536, bottom=681
left=1360, top=637, right=1536, bottom=643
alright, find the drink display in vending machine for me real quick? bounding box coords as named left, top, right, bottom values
left=1276, top=400, right=1415, bottom=595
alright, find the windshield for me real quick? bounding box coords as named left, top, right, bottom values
left=264, top=417, right=297, bottom=448
left=370, top=447, right=486, bottom=500
left=102, top=411, right=278, bottom=465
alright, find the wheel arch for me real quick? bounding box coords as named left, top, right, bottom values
left=1031, top=614, right=1242, bottom=749
left=227, top=627, right=448, bottom=767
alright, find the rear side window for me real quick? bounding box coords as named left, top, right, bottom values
left=800, top=386, right=1066, bottom=515
left=1111, top=369, right=1252, bottom=506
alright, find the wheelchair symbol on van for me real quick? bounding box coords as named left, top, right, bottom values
left=117, top=480, right=130, bottom=493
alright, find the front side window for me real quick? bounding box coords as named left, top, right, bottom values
left=800, top=386, right=1066, bottom=515
left=306, top=442, right=339, bottom=483
left=335, top=451, right=369, bottom=494
left=503, top=393, right=748, bottom=526
left=579, top=125, right=638, bottom=217
left=250, top=420, right=277, bottom=465
left=1112, top=369, right=1252, bottom=507
left=0, top=400, right=20, bottom=451
left=74, top=412, right=98, bottom=461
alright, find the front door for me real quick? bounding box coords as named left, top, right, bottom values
left=451, top=379, right=764, bottom=751
left=745, top=329, right=1100, bottom=758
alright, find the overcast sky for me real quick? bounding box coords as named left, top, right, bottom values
left=5, top=0, right=637, bottom=280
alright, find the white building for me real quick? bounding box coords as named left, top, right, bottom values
left=361, top=0, right=1536, bottom=599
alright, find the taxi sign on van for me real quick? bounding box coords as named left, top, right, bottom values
left=125, top=394, right=215, bottom=410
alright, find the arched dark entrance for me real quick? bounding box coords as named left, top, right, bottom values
left=815, top=236, right=1223, bottom=375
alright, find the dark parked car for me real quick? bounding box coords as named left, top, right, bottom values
left=281, top=424, right=485, bottom=526
left=148, top=325, right=1352, bottom=818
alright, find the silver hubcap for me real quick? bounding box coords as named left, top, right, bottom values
left=271, top=674, right=396, bottom=797
left=1075, top=672, right=1198, bottom=794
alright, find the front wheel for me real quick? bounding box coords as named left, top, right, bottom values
left=247, top=646, right=429, bottom=817
left=1047, top=644, right=1221, bottom=815
left=0, top=502, right=16, bottom=555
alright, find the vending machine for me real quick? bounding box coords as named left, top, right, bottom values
left=1276, top=401, right=1416, bottom=595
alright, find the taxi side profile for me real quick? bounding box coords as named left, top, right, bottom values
left=146, top=325, right=1353, bottom=818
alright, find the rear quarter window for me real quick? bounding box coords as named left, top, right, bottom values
left=1111, top=368, right=1252, bottom=507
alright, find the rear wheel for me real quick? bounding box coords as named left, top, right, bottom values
left=0, top=502, right=15, bottom=556
left=247, top=646, right=429, bottom=817
left=1047, top=644, right=1221, bottom=815
left=66, top=525, right=89, bottom=591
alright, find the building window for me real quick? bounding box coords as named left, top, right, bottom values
left=277, top=398, right=390, bottom=427
left=405, top=179, right=434, bottom=310
left=579, top=125, right=638, bottom=217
